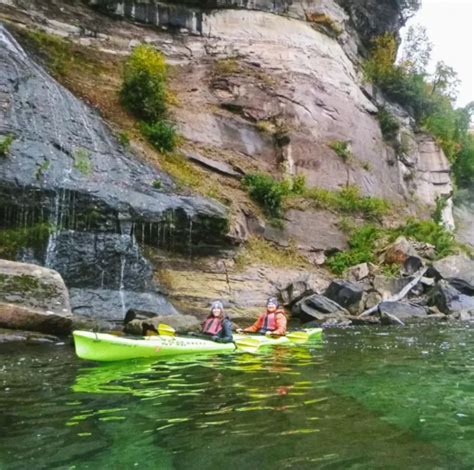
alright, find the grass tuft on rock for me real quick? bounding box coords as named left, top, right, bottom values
left=235, top=236, right=309, bottom=269
left=0, top=134, right=14, bottom=157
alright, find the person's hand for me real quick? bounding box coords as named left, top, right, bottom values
left=236, top=328, right=244, bottom=333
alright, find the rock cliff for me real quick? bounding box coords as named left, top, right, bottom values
left=0, top=0, right=468, bottom=324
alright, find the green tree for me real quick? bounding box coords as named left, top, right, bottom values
left=121, top=44, right=168, bottom=122
left=400, top=24, right=432, bottom=74
left=430, top=61, right=460, bottom=101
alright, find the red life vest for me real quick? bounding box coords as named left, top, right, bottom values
left=262, top=312, right=277, bottom=332
left=202, top=317, right=223, bottom=335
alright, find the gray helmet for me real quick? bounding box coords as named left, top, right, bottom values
left=266, top=297, right=278, bottom=307
left=210, top=300, right=224, bottom=313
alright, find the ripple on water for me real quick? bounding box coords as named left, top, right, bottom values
left=1, top=326, right=474, bottom=469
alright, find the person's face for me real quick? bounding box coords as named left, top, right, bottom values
left=267, top=304, right=277, bottom=312
left=212, top=308, right=222, bottom=317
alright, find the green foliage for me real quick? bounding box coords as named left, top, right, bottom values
left=121, top=44, right=168, bottom=123
left=73, top=148, right=92, bottom=175
left=22, top=30, right=71, bottom=76
left=306, top=185, right=389, bottom=220
left=141, top=121, right=177, bottom=153
left=291, top=175, right=307, bottom=195
left=377, top=108, right=400, bottom=141
left=453, top=133, right=474, bottom=188
left=35, top=160, right=50, bottom=180
left=432, top=196, right=447, bottom=225
left=326, top=216, right=456, bottom=274
left=0, top=134, right=14, bottom=157
left=326, top=224, right=381, bottom=274
left=118, top=131, right=130, bottom=148
left=0, top=223, right=51, bottom=260
left=152, top=179, right=162, bottom=189
left=400, top=25, right=432, bottom=74
left=365, top=32, right=473, bottom=188
left=328, top=140, right=352, bottom=162
left=242, top=173, right=292, bottom=218
left=389, top=218, right=456, bottom=258
left=383, top=263, right=401, bottom=278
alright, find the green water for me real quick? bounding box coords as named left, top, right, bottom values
left=1, top=325, right=474, bottom=469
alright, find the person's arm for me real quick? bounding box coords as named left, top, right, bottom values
left=272, top=313, right=287, bottom=336
left=243, top=314, right=264, bottom=333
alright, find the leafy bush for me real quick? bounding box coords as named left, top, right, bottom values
left=121, top=44, right=167, bottom=123
left=326, top=224, right=381, bottom=274
left=141, top=121, right=177, bottom=153
left=365, top=32, right=474, bottom=188
left=377, top=108, right=400, bottom=141
left=0, top=134, right=14, bottom=157
left=328, top=140, right=352, bottom=161
left=242, top=173, right=292, bottom=218
left=453, top=134, right=474, bottom=188
left=326, top=216, right=456, bottom=274
left=306, top=185, right=389, bottom=220
left=389, top=218, right=456, bottom=258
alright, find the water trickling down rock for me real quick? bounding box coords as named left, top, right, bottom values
left=0, top=24, right=228, bottom=320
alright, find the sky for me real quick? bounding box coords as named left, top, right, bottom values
left=403, top=0, right=474, bottom=107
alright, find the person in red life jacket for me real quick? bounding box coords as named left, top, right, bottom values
left=201, top=300, right=233, bottom=343
left=236, top=297, right=287, bottom=336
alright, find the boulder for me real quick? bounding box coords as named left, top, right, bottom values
left=0, top=303, right=72, bottom=335
left=403, top=256, right=423, bottom=275
left=294, top=294, right=349, bottom=323
left=0, top=260, right=70, bottom=314
left=278, top=273, right=330, bottom=306
left=378, top=302, right=428, bottom=324
left=324, top=280, right=364, bottom=314
left=0, top=328, right=60, bottom=344
left=347, top=263, right=370, bottom=282
left=432, top=255, right=474, bottom=288
left=427, top=280, right=474, bottom=316
left=373, top=275, right=413, bottom=300
left=363, top=291, right=383, bottom=310
left=123, top=312, right=202, bottom=336
left=383, top=236, right=421, bottom=266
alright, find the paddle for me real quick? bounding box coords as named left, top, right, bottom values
left=157, top=323, right=176, bottom=336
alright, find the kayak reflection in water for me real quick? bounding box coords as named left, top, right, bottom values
left=201, top=300, right=234, bottom=343
left=236, top=297, right=287, bottom=336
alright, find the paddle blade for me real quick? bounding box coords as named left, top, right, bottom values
left=286, top=331, right=309, bottom=344
left=234, top=337, right=261, bottom=353
left=158, top=323, right=176, bottom=336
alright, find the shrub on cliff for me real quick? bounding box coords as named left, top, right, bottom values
left=141, top=121, right=177, bottom=153
left=364, top=32, right=474, bottom=187
left=0, top=134, right=14, bottom=157
left=121, top=44, right=177, bottom=153
left=242, top=173, right=292, bottom=218
left=121, top=44, right=168, bottom=122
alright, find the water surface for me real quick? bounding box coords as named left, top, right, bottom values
left=1, top=324, right=473, bottom=469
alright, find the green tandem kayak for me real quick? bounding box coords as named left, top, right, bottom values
left=72, top=329, right=323, bottom=362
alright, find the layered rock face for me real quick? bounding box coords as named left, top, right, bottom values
left=0, top=23, right=228, bottom=318
left=86, top=0, right=451, bottom=218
